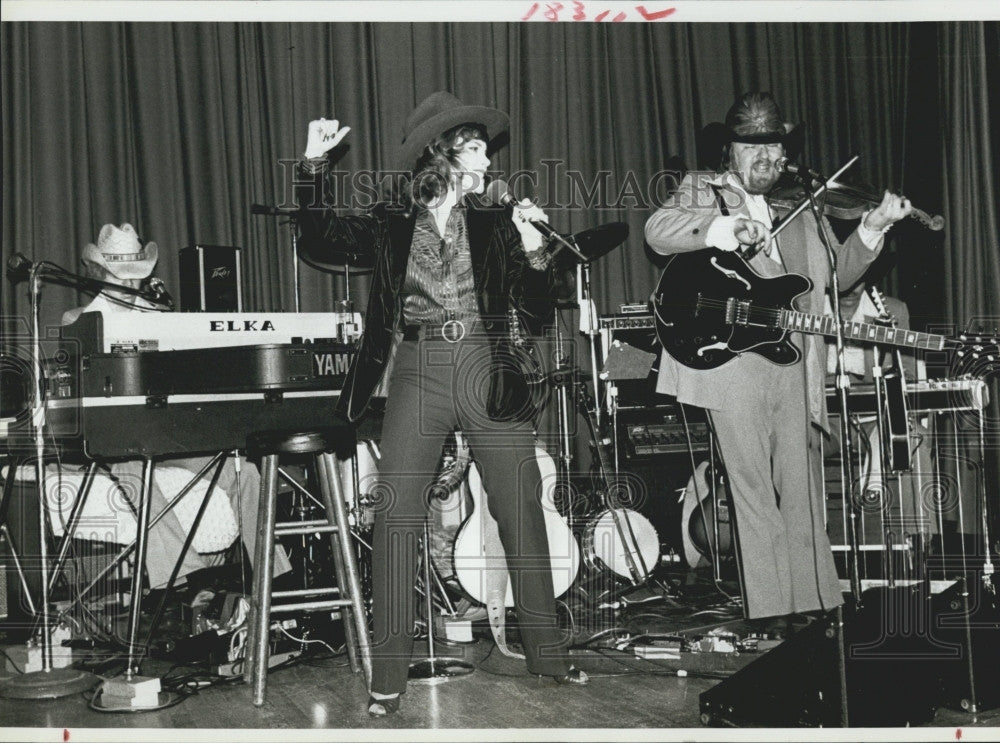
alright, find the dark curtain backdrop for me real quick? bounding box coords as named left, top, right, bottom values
left=6, top=21, right=995, bottom=333
left=3, top=20, right=998, bottom=528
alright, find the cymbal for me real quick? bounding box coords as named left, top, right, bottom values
left=298, top=236, right=375, bottom=275
left=554, top=222, right=629, bottom=264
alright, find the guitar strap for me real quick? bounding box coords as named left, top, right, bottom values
left=709, top=184, right=730, bottom=216
left=477, top=487, right=526, bottom=660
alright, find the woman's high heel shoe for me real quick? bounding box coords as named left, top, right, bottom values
left=367, top=694, right=401, bottom=717
left=550, top=666, right=589, bottom=685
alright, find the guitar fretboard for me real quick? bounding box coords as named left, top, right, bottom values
left=780, top=309, right=946, bottom=351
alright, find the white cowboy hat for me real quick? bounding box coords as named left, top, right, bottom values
left=82, top=223, right=158, bottom=280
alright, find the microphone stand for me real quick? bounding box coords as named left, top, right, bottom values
left=0, top=262, right=98, bottom=700
left=29, top=264, right=173, bottom=310
left=576, top=260, right=604, bottom=426
left=251, top=204, right=301, bottom=312
left=797, top=169, right=863, bottom=730
left=801, top=167, right=864, bottom=608
left=551, top=308, right=576, bottom=524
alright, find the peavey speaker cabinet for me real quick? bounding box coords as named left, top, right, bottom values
left=179, top=245, right=243, bottom=311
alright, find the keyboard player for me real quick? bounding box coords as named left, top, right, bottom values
left=59, top=222, right=291, bottom=589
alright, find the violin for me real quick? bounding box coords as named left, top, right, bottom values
left=768, top=177, right=945, bottom=232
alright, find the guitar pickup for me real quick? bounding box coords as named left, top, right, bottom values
left=724, top=298, right=737, bottom=324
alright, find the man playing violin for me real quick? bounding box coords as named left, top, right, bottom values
left=645, top=92, right=912, bottom=637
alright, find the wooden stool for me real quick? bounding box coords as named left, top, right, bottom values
left=244, top=427, right=371, bottom=706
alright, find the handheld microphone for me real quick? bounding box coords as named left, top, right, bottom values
left=484, top=180, right=587, bottom=261
left=485, top=179, right=561, bottom=239
left=777, top=159, right=826, bottom=184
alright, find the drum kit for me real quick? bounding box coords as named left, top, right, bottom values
left=252, top=199, right=664, bottom=608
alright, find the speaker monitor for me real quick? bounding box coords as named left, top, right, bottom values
left=179, top=245, right=243, bottom=311
left=697, top=581, right=1000, bottom=727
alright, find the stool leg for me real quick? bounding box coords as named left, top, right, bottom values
left=317, top=450, right=372, bottom=689
left=315, top=453, right=360, bottom=675
left=246, top=453, right=279, bottom=706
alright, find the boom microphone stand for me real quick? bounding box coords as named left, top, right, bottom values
left=251, top=204, right=301, bottom=312
left=793, top=163, right=862, bottom=728
left=0, top=261, right=98, bottom=699
left=764, top=157, right=865, bottom=606
left=806, top=171, right=864, bottom=607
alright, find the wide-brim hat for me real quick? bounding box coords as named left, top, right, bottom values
left=397, top=91, right=509, bottom=170
left=81, top=223, right=158, bottom=280
left=724, top=91, right=803, bottom=148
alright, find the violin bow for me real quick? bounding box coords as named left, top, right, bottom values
left=742, top=155, right=860, bottom=261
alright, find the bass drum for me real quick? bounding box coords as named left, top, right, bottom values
left=582, top=508, right=660, bottom=582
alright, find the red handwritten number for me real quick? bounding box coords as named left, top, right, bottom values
left=956, top=729, right=963, bottom=741
left=63, top=731, right=70, bottom=742
left=545, top=3, right=564, bottom=21
left=571, top=1, right=587, bottom=20
left=635, top=5, right=677, bottom=21
left=522, top=2, right=540, bottom=20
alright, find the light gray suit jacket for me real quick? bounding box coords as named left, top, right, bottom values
left=645, top=171, right=883, bottom=427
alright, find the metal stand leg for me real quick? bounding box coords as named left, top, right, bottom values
left=407, top=519, right=473, bottom=684
left=122, top=458, right=153, bottom=679
left=46, top=462, right=99, bottom=595
left=0, top=268, right=98, bottom=699
left=245, top=453, right=279, bottom=706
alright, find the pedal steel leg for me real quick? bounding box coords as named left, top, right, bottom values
left=46, top=462, right=99, bottom=594
left=123, top=458, right=154, bottom=678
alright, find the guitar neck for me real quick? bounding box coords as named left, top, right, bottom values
left=780, top=309, right=946, bottom=352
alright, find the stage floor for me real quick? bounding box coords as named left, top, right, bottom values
left=2, top=567, right=999, bottom=737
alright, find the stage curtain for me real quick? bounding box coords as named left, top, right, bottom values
left=2, top=20, right=937, bottom=331
left=939, top=22, right=1000, bottom=533
left=941, top=23, right=1000, bottom=328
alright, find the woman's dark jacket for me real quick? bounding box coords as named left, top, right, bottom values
left=296, top=171, right=556, bottom=423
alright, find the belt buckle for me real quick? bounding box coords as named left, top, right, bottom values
left=441, top=319, right=466, bottom=343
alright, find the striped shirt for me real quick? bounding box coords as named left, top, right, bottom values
left=401, top=206, right=479, bottom=325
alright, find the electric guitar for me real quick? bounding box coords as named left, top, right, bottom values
left=652, top=248, right=999, bottom=374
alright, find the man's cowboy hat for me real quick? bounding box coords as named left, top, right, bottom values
left=696, top=92, right=805, bottom=171
left=82, top=223, right=158, bottom=280
left=724, top=91, right=803, bottom=147
left=397, top=91, right=509, bottom=169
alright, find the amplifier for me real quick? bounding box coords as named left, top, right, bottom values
left=599, top=313, right=655, bottom=332
left=179, top=245, right=243, bottom=311
left=598, top=313, right=663, bottom=409
left=615, top=405, right=710, bottom=458
left=624, top=421, right=710, bottom=457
